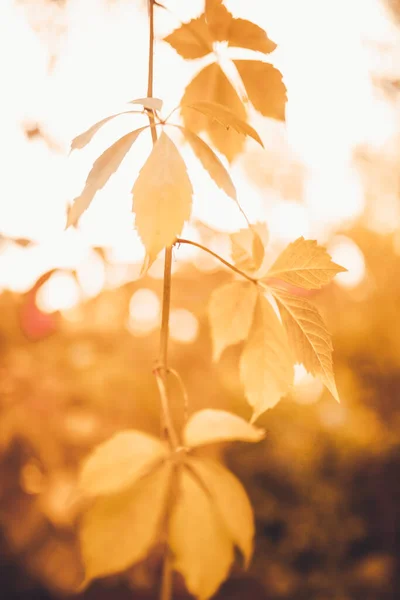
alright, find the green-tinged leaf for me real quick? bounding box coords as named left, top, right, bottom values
left=71, top=112, right=144, bottom=151
left=230, top=223, right=269, bottom=273
left=163, top=16, right=213, bottom=59
left=79, top=430, right=168, bottom=497
left=188, top=457, right=254, bottom=566
left=234, top=60, right=287, bottom=121
left=208, top=281, right=258, bottom=361
left=183, top=100, right=264, bottom=148
left=178, top=126, right=236, bottom=200
left=240, top=294, right=294, bottom=421
left=81, top=464, right=171, bottom=583
left=228, top=19, right=277, bottom=53
left=271, top=288, right=339, bottom=401
left=265, top=237, right=347, bottom=289
left=132, top=132, right=193, bottom=264
left=129, top=97, right=163, bottom=111
left=67, top=127, right=146, bottom=228
left=183, top=409, right=264, bottom=448
left=169, top=468, right=234, bottom=600
left=180, top=63, right=248, bottom=162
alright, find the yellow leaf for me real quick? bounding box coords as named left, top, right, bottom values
left=183, top=409, right=264, bottom=447
left=178, top=126, right=236, bottom=200
left=132, top=132, right=193, bottom=264
left=234, top=60, right=287, bottom=121
left=70, top=112, right=144, bottom=151
left=181, top=63, right=247, bottom=162
left=81, top=464, right=171, bottom=583
left=67, top=127, right=146, bottom=228
left=169, top=467, right=234, bottom=600
left=188, top=457, right=255, bottom=566
left=271, top=288, right=339, bottom=402
left=163, top=16, right=213, bottom=59
left=208, top=281, right=258, bottom=361
left=129, top=97, right=163, bottom=111
left=240, top=294, right=294, bottom=421
left=79, top=430, right=168, bottom=497
left=230, top=222, right=269, bottom=273
left=265, top=237, right=347, bottom=289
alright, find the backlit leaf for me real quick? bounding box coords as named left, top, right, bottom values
left=67, top=127, right=146, bottom=228
left=178, top=126, right=236, bottom=200
left=169, top=467, right=234, bottom=600
left=183, top=409, right=264, bottom=448
left=230, top=222, right=269, bottom=273
left=81, top=464, right=170, bottom=583
left=132, top=132, right=193, bottom=264
left=188, top=457, right=254, bottom=566
left=228, top=19, right=277, bottom=53
left=234, top=60, right=287, bottom=121
left=181, top=63, right=248, bottom=162
left=265, top=237, right=347, bottom=289
left=240, top=294, right=294, bottom=421
left=71, top=112, right=143, bottom=151
left=208, top=281, right=258, bottom=361
left=271, top=288, right=339, bottom=401
left=79, top=430, right=168, bottom=497
left=163, top=16, right=213, bottom=59
left=129, top=97, right=163, bottom=111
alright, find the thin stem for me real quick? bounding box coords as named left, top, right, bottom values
left=160, top=549, right=173, bottom=600
left=147, top=0, right=157, bottom=145
left=175, top=237, right=258, bottom=284
left=159, top=246, right=172, bottom=365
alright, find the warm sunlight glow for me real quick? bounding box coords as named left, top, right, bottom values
left=328, top=236, right=366, bottom=289
left=169, top=309, right=199, bottom=343
left=36, top=271, right=82, bottom=313
left=128, top=288, right=160, bottom=335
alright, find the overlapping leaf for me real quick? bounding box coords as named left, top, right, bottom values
left=271, top=288, right=339, bottom=401
left=234, top=60, right=287, bottom=121
left=163, top=16, right=213, bottom=59
left=230, top=222, right=269, bottom=273
left=265, top=237, right=347, bottom=289
left=132, top=131, right=193, bottom=265
left=208, top=280, right=258, bottom=361
left=240, top=294, right=294, bottom=420
left=183, top=408, right=264, bottom=447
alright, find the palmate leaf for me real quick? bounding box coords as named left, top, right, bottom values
left=230, top=222, right=269, bottom=273
left=132, top=131, right=193, bottom=265
left=271, top=288, right=339, bottom=401
left=67, top=127, right=147, bottom=228
left=183, top=409, right=264, bottom=447
left=265, top=237, right=347, bottom=289
left=234, top=60, right=287, bottom=121
left=163, top=16, right=213, bottom=59
left=240, top=294, right=294, bottom=421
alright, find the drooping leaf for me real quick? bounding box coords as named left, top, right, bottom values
left=129, top=97, right=163, bottom=111
left=169, top=467, right=234, bottom=600
left=178, top=126, right=236, bottom=200
left=163, top=16, right=213, bottom=59
left=183, top=100, right=264, bottom=148
left=183, top=409, right=264, bottom=448
left=208, top=281, right=258, bottom=361
left=81, top=464, right=171, bottom=583
left=265, top=237, right=347, bottom=289
left=230, top=222, right=269, bottom=273
left=67, top=127, right=146, bottom=228
left=71, top=112, right=145, bottom=151
left=240, top=294, right=294, bottom=421
left=180, top=63, right=248, bottom=162
left=234, top=60, right=287, bottom=121
left=79, top=430, right=168, bottom=497
left=271, top=288, right=339, bottom=401
left=188, top=457, right=254, bottom=566
left=132, top=131, right=193, bottom=264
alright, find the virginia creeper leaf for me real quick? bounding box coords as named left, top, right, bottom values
left=67, top=127, right=146, bottom=228
left=180, top=63, right=248, bottom=162
left=169, top=467, right=234, bottom=600
left=178, top=126, right=236, bottom=201
left=208, top=281, right=258, bottom=361
left=188, top=457, right=255, bottom=566
left=79, top=430, right=168, bottom=497
left=71, top=112, right=144, bottom=151
left=81, top=464, right=171, bottom=583
left=265, top=237, right=347, bottom=289
left=163, top=16, right=213, bottom=59
left=132, top=131, right=193, bottom=265
left=226, top=19, right=277, bottom=53
left=271, top=288, right=339, bottom=401
left=230, top=222, right=269, bottom=273
left=240, top=294, right=294, bottom=421
left=234, top=60, right=287, bottom=121
left=183, top=409, right=264, bottom=448
left=129, top=97, right=163, bottom=111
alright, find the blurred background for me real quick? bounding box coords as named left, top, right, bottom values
left=1, top=0, right=400, bottom=598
